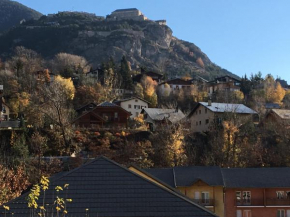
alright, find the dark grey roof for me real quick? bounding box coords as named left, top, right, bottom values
left=97, top=101, right=119, bottom=107
left=0, top=121, right=20, bottom=128
left=144, top=168, right=175, bottom=188
left=113, top=8, right=138, bottom=12
left=146, top=167, right=223, bottom=187
left=222, top=168, right=290, bottom=188
left=174, top=166, right=224, bottom=187
left=1, top=157, right=216, bottom=217
left=265, top=103, right=281, bottom=109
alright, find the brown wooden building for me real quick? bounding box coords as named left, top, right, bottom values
left=73, top=101, right=131, bottom=128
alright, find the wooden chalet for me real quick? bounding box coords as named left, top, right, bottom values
left=73, top=101, right=131, bottom=128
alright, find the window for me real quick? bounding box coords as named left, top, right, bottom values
left=236, top=210, right=242, bottom=217
left=114, top=112, right=118, bottom=119
left=199, top=121, right=201, bottom=125
left=277, top=191, right=285, bottom=199
left=243, top=191, right=251, bottom=205
left=205, top=108, right=207, bottom=114
left=278, top=210, right=285, bottom=217
left=243, top=210, right=251, bottom=217
left=236, top=191, right=241, bottom=204
left=199, top=110, right=201, bottom=114
left=196, top=121, right=198, bottom=126
left=128, top=104, right=132, bottom=109
left=136, top=112, right=139, bottom=117
left=134, top=105, right=141, bottom=109
left=201, top=192, right=209, bottom=204
left=205, top=119, right=209, bottom=124
left=135, top=99, right=138, bottom=102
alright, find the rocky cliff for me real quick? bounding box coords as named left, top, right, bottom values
left=0, top=11, right=235, bottom=80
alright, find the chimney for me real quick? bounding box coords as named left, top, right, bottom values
left=208, top=98, right=212, bottom=106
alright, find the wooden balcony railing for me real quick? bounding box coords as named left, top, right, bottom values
left=192, top=199, right=214, bottom=206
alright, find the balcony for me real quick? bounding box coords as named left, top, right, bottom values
left=235, top=199, right=264, bottom=206
left=266, top=199, right=290, bottom=206
left=192, top=199, right=214, bottom=206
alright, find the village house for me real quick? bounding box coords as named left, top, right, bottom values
left=113, top=97, right=149, bottom=118
left=73, top=101, right=131, bottom=129
left=264, top=109, right=290, bottom=127
left=222, top=168, right=290, bottom=217
left=207, top=75, right=241, bottom=96
left=133, top=69, right=164, bottom=83
left=158, top=76, right=207, bottom=95
left=0, top=156, right=217, bottom=217
left=129, top=165, right=225, bottom=217
left=187, top=101, right=258, bottom=132
left=141, top=107, right=185, bottom=131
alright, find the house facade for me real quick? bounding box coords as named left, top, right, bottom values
left=158, top=78, right=193, bottom=95
left=264, top=109, right=290, bottom=127
left=73, top=101, right=131, bottom=128
left=188, top=102, right=258, bottom=132
left=0, top=101, right=10, bottom=121
left=222, top=168, right=290, bottom=217
left=114, top=97, right=149, bottom=118
left=207, top=76, right=241, bottom=96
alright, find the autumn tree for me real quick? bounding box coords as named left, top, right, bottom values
left=52, top=53, right=90, bottom=78
left=38, top=76, right=76, bottom=155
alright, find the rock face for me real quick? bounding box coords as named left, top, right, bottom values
left=0, top=0, right=42, bottom=32
left=0, top=11, right=235, bottom=79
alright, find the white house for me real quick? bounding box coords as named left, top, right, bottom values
left=187, top=101, right=258, bottom=132
left=114, top=97, right=149, bottom=118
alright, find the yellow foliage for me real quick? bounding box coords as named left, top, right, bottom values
left=141, top=76, right=157, bottom=97
left=54, top=75, right=75, bottom=100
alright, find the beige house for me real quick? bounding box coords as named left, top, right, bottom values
left=188, top=102, right=258, bottom=132
left=114, top=97, right=149, bottom=118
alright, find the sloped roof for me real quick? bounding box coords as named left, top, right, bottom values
left=0, top=156, right=216, bottom=217
left=113, top=96, right=150, bottom=105
left=144, top=168, right=175, bottom=188
left=222, top=168, right=290, bottom=188
left=0, top=121, right=20, bottom=128
left=188, top=102, right=257, bottom=117
left=145, top=166, right=223, bottom=187
left=97, top=101, right=119, bottom=107
left=141, top=108, right=185, bottom=123
left=265, top=103, right=281, bottom=109
left=271, top=109, right=290, bottom=120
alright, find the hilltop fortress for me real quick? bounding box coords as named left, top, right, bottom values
left=107, top=8, right=167, bottom=25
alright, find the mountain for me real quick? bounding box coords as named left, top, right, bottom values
left=0, top=10, right=236, bottom=80
left=0, top=0, right=42, bottom=32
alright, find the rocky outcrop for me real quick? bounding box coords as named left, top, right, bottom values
left=0, top=13, right=234, bottom=79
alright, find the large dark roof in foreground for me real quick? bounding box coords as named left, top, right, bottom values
left=222, top=168, right=290, bottom=188
left=0, top=156, right=216, bottom=217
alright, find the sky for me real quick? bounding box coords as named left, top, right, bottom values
left=16, top=0, right=290, bottom=83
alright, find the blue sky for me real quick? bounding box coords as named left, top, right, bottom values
left=17, top=0, right=290, bottom=83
